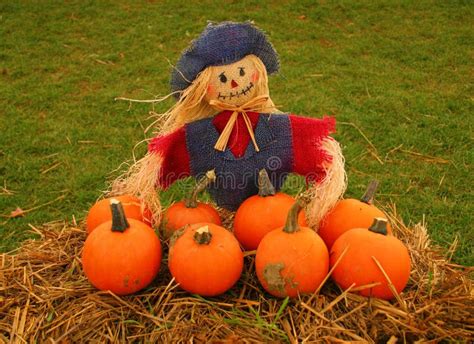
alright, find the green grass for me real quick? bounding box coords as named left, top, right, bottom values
left=0, top=0, right=472, bottom=265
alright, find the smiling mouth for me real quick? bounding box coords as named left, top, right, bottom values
left=217, top=82, right=254, bottom=101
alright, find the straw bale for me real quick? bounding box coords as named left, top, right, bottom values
left=0, top=206, right=472, bottom=343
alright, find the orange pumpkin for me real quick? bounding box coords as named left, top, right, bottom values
left=82, top=199, right=162, bottom=295
left=168, top=223, right=243, bottom=296
left=318, top=180, right=392, bottom=249
left=162, top=170, right=221, bottom=238
left=330, top=218, right=410, bottom=300
left=255, top=200, right=329, bottom=298
left=86, top=195, right=152, bottom=234
left=233, top=169, right=307, bottom=250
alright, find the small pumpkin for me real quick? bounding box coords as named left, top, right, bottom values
left=168, top=223, right=243, bottom=296
left=255, top=200, right=329, bottom=298
left=330, top=218, right=411, bottom=300
left=233, top=169, right=307, bottom=251
left=86, top=195, right=152, bottom=234
left=318, top=180, right=392, bottom=249
left=82, top=199, right=162, bottom=295
left=162, top=170, right=221, bottom=238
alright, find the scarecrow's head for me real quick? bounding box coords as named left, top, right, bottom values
left=204, top=54, right=261, bottom=106
left=170, top=22, right=279, bottom=107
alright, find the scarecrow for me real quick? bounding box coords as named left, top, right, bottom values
left=112, top=21, right=346, bottom=228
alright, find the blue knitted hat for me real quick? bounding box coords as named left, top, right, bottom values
left=170, top=21, right=279, bottom=95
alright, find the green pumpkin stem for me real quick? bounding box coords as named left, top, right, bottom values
left=258, top=169, right=276, bottom=197
left=185, top=169, right=216, bottom=208
left=368, top=218, right=388, bottom=235
left=193, top=225, right=212, bottom=245
left=110, top=199, right=129, bottom=232
left=360, top=179, right=379, bottom=204
left=283, top=199, right=305, bottom=234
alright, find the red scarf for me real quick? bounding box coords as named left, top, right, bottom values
left=212, top=111, right=260, bottom=158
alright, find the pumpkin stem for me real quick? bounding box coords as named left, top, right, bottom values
left=283, top=199, right=305, bottom=234
left=360, top=179, right=379, bottom=204
left=185, top=170, right=216, bottom=208
left=368, top=217, right=388, bottom=235
left=193, top=225, right=212, bottom=245
left=110, top=199, right=130, bottom=232
left=258, top=169, right=276, bottom=197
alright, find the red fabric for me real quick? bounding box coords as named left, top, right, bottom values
left=148, top=127, right=190, bottom=188
left=212, top=110, right=260, bottom=158
left=290, top=115, right=336, bottom=182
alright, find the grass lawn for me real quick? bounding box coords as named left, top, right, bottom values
left=0, top=0, right=472, bottom=265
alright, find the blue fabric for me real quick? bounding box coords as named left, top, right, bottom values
left=185, top=113, right=293, bottom=210
left=171, top=21, right=279, bottom=95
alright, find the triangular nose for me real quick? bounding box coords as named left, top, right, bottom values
left=231, top=80, right=239, bottom=88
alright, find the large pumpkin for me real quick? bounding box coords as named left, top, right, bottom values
left=318, top=180, right=392, bottom=249
left=86, top=195, right=152, bottom=234
left=330, top=218, right=411, bottom=300
left=162, top=170, right=221, bottom=238
left=255, top=200, right=329, bottom=298
left=82, top=199, right=162, bottom=295
left=168, top=223, right=243, bottom=296
left=233, top=169, right=306, bottom=251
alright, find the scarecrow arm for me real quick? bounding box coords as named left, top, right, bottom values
left=148, top=127, right=190, bottom=188
left=289, top=115, right=336, bottom=182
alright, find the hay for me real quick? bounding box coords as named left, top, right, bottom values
left=1, top=207, right=473, bottom=343
left=305, top=138, right=347, bottom=229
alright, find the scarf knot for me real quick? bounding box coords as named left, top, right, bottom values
left=209, top=95, right=270, bottom=152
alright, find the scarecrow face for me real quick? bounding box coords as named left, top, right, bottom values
left=205, top=55, right=260, bottom=106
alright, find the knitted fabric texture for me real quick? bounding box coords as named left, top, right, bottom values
left=170, top=21, right=279, bottom=95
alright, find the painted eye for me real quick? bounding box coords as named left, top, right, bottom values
left=219, top=73, right=227, bottom=83
left=239, top=67, right=245, bottom=76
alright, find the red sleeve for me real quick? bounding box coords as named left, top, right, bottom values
left=148, top=127, right=190, bottom=188
left=290, top=115, right=336, bottom=182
